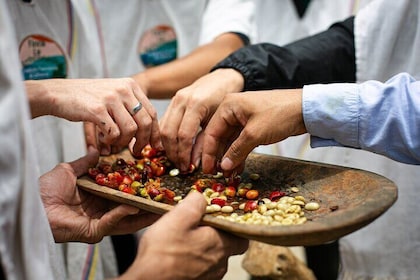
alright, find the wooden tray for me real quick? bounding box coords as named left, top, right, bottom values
left=77, top=152, right=397, bottom=246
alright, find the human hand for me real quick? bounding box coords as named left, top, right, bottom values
left=26, top=78, right=162, bottom=156
left=121, top=192, right=248, bottom=279
left=202, top=89, right=306, bottom=175
left=159, top=69, right=244, bottom=172
left=40, top=146, right=160, bottom=243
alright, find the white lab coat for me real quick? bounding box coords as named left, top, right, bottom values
left=7, top=1, right=118, bottom=279
left=0, top=0, right=63, bottom=278
left=338, top=0, right=420, bottom=278
left=254, top=0, right=359, bottom=45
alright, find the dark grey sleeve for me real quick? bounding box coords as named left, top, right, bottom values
left=213, top=16, right=356, bottom=90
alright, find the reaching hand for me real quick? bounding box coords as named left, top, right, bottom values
left=40, top=146, right=160, bottom=243
left=122, top=192, right=249, bottom=279
left=26, top=78, right=162, bottom=156
left=159, top=69, right=244, bottom=172
left=202, top=89, right=306, bottom=175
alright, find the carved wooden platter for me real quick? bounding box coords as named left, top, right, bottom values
left=77, top=152, right=397, bottom=246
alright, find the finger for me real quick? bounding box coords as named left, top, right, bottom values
left=98, top=142, right=112, bottom=156
left=68, top=145, right=100, bottom=177
left=136, top=97, right=163, bottom=151
left=201, top=100, right=245, bottom=173
left=176, top=106, right=205, bottom=172
left=110, top=145, right=125, bottom=154
left=96, top=204, right=139, bottom=234
left=221, top=125, right=259, bottom=171
left=110, top=102, right=139, bottom=148
left=131, top=92, right=159, bottom=155
left=110, top=212, right=161, bottom=235
left=84, top=122, right=98, bottom=149
left=222, top=160, right=246, bottom=178
left=191, top=131, right=204, bottom=168
left=95, top=113, right=122, bottom=146
left=201, top=110, right=236, bottom=174
left=158, top=192, right=206, bottom=229
left=131, top=111, right=152, bottom=156
left=201, top=130, right=222, bottom=174
left=202, top=125, right=237, bottom=175
left=202, top=137, right=231, bottom=175
left=127, top=138, right=136, bottom=156
left=149, top=115, right=163, bottom=152
left=159, top=97, right=187, bottom=165
left=103, top=205, right=161, bottom=235
left=85, top=122, right=112, bottom=155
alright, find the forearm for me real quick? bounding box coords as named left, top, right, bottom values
left=303, top=73, right=420, bottom=165
left=132, top=32, right=245, bottom=99
left=25, top=80, right=55, bottom=118
left=213, top=17, right=356, bottom=91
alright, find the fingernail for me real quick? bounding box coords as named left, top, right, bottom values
left=221, top=157, right=233, bottom=170
left=128, top=207, right=140, bottom=215
left=101, top=147, right=110, bottom=155
left=194, top=157, right=201, bottom=169
left=87, top=145, right=98, bottom=153
left=156, top=141, right=164, bottom=151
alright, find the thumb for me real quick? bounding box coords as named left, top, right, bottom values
left=220, top=128, right=257, bottom=171
left=159, top=191, right=207, bottom=229
left=69, top=145, right=100, bottom=177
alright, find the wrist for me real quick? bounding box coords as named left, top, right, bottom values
left=132, top=72, right=150, bottom=97
left=212, top=68, right=245, bottom=92
left=25, top=80, right=54, bottom=118
left=289, top=89, right=307, bottom=135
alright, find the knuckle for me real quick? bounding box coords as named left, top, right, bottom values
left=125, top=120, right=138, bottom=134
left=177, top=128, right=193, bottom=144
left=137, top=115, right=152, bottom=132
left=175, top=87, right=189, bottom=98
left=123, top=77, right=136, bottom=87
left=115, top=79, right=136, bottom=97
left=106, top=125, right=121, bottom=139
left=172, top=89, right=190, bottom=105
left=160, top=129, right=176, bottom=143
left=103, top=92, right=120, bottom=104
left=147, top=106, right=158, bottom=120
left=57, top=163, right=76, bottom=178
left=241, top=128, right=258, bottom=144
left=159, top=122, right=168, bottom=133
left=159, top=129, right=169, bottom=140
left=89, top=104, right=106, bottom=116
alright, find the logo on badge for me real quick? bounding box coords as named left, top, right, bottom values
left=19, top=34, right=67, bottom=80
left=138, top=25, right=177, bottom=68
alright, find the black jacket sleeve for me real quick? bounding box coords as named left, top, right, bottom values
left=212, top=16, right=356, bottom=91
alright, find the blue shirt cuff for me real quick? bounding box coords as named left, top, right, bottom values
left=302, top=83, right=360, bottom=149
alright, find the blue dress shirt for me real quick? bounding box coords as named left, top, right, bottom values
left=303, top=72, right=420, bottom=165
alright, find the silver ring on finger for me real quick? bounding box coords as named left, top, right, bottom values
left=131, top=101, right=143, bottom=115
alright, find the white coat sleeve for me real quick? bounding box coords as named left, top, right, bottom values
left=0, top=1, right=62, bottom=278
left=198, top=0, right=256, bottom=45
